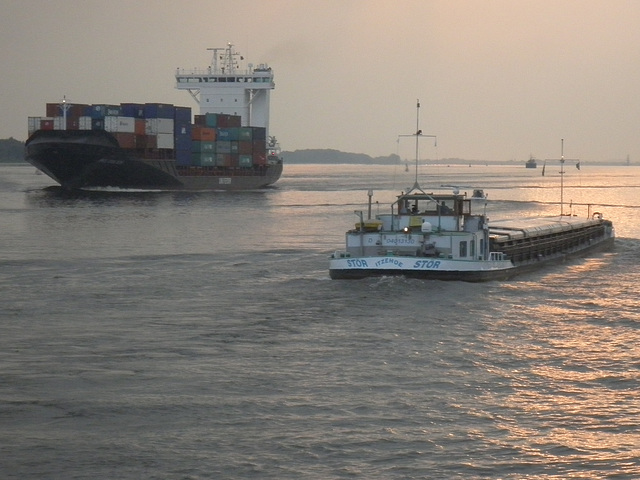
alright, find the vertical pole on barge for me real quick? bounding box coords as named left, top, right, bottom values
left=414, top=100, right=420, bottom=183
left=398, top=100, right=437, bottom=193
left=560, top=138, right=565, bottom=216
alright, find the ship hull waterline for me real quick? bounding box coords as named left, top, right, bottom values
left=25, top=130, right=283, bottom=191
left=329, top=236, right=615, bottom=282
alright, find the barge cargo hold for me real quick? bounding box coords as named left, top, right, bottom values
left=24, top=43, right=283, bottom=191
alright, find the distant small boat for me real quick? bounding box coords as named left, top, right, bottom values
left=525, top=156, right=537, bottom=168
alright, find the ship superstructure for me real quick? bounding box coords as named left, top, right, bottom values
left=175, top=43, right=274, bottom=137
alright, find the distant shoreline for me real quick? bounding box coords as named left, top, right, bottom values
left=0, top=139, right=634, bottom=166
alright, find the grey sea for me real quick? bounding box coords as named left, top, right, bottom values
left=1, top=162, right=639, bottom=479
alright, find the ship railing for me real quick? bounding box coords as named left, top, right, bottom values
left=489, top=251, right=508, bottom=261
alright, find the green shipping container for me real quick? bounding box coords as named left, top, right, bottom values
left=192, top=141, right=216, bottom=153
left=216, top=140, right=231, bottom=154
left=204, top=113, right=218, bottom=128
left=238, top=127, right=252, bottom=141
left=191, top=153, right=215, bottom=166
left=239, top=155, right=253, bottom=167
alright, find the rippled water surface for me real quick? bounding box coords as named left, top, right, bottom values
left=1, top=163, right=639, bottom=478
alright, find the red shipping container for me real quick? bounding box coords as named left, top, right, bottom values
left=215, top=114, right=241, bottom=128
left=70, top=104, right=89, bottom=118
left=253, top=153, right=267, bottom=165
left=252, top=140, right=266, bottom=154
left=191, top=127, right=216, bottom=141
left=215, top=114, right=230, bottom=127
left=194, top=115, right=207, bottom=126
left=134, top=119, right=145, bottom=135
left=142, top=135, right=157, bottom=149
left=238, top=141, right=253, bottom=155
left=46, top=103, right=60, bottom=117
left=114, top=132, right=136, bottom=149
left=46, top=103, right=89, bottom=119
left=134, top=134, right=145, bottom=148
left=228, top=153, right=239, bottom=167
left=227, top=115, right=241, bottom=127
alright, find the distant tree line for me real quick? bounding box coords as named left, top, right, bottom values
left=282, top=149, right=401, bottom=165
left=0, top=138, right=25, bottom=162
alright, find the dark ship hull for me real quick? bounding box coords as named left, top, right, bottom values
left=25, top=130, right=283, bottom=191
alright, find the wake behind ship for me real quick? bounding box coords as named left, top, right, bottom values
left=25, top=44, right=283, bottom=191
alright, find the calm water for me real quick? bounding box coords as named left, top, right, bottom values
left=1, top=163, right=639, bottom=479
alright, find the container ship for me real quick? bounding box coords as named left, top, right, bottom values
left=25, top=44, right=283, bottom=191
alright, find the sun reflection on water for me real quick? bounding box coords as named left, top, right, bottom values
left=473, top=255, right=640, bottom=476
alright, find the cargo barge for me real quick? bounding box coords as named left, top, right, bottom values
left=329, top=102, right=614, bottom=281
left=25, top=44, right=283, bottom=191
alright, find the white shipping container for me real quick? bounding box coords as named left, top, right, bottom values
left=157, top=133, right=175, bottom=149
left=145, top=118, right=157, bottom=135
left=28, top=117, right=40, bottom=134
left=145, top=118, right=174, bottom=135
left=105, top=116, right=135, bottom=133
left=79, top=116, right=93, bottom=130
left=53, top=117, right=66, bottom=130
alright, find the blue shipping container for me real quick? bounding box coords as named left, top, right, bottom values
left=174, top=106, right=191, bottom=124
left=251, top=126, right=266, bottom=140
left=175, top=149, right=191, bottom=166
left=120, top=103, right=146, bottom=118
left=175, top=134, right=192, bottom=152
left=216, top=128, right=239, bottom=141
left=144, top=103, right=175, bottom=119
left=90, top=104, right=121, bottom=119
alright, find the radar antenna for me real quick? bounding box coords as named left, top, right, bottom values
left=398, top=99, right=437, bottom=193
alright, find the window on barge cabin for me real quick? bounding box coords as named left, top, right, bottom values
left=438, top=200, right=454, bottom=215
left=459, top=241, right=468, bottom=258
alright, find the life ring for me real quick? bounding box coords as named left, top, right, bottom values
left=592, top=212, right=602, bottom=220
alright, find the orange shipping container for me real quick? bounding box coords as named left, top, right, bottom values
left=191, top=126, right=216, bottom=141
left=114, top=132, right=136, bottom=149
left=134, top=118, right=146, bottom=135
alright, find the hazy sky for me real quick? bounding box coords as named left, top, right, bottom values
left=2, top=0, right=639, bottom=161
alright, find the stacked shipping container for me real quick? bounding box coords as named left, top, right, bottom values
left=190, top=113, right=267, bottom=168
left=29, top=104, right=267, bottom=168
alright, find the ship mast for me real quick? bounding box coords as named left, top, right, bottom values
left=398, top=99, right=436, bottom=192
left=61, top=95, right=70, bottom=129
left=545, top=139, right=578, bottom=216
